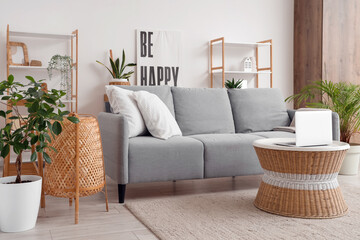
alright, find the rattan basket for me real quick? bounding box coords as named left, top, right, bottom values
left=254, top=147, right=348, bottom=219
left=109, top=81, right=130, bottom=86
left=43, top=114, right=108, bottom=223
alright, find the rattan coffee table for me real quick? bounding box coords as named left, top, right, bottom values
left=253, top=138, right=349, bottom=219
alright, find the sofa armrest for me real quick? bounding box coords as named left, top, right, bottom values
left=98, top=112, right=129, bottom=184
left=331, top=112, right=340, bottom=141
left=287, top=109, right=296, bottom=122
left=286, top=109, right=340, bottom=141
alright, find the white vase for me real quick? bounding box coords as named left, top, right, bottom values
left=0, top=175, right=42, bottom=232
left=113, top=78, right=128, bottom=83
left=339, top=144, right=360, bottom=175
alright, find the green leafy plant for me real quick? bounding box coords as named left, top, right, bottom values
left=0, top=75, right=79, bottom=183
left=225, top=78, right=244, bottom=89
left=285, top=80, right=360, bottom=143
left=47, top=55, right=73, bottom=100
left=96, top=50, right=136, bottom=80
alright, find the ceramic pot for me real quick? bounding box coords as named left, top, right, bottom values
left=113, top=78, right=128, bottom=83
left=0, top=175, right=42, bottom=232
left=339, top=144, right=360, bottom=175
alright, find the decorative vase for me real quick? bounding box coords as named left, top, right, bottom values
left=339, top=144, right=360, bottom=175
left=113, top=78, right=128, bottom=83
left=0, top=175, right=42, bottom=232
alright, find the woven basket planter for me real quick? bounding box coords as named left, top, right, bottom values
left=109, top=81, right=130, bottom=86
left=254, top=145, right=348, bottom=219
left=43, top=114, right=108, bottom=223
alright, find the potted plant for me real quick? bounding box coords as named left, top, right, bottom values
left=225, top=78, right=244, bottom=89
left=96, top=49, right=136, bottom=82
left=285, top=80, right=360, bottom=175
left=47, top=55, right=73, bottom=100
left=0, top=75, right=79, bottom=232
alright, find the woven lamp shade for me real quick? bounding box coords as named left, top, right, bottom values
left=43, top=115, right=106, bottom=199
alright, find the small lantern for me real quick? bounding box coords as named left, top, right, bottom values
left=243, top=57, right=252, bottom=72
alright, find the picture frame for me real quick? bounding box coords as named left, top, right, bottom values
left=8, top=41, right=29, bottom=66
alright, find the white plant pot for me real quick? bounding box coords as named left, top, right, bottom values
left=339, top=144, right=360, bottom=175
left=0, top=175, right=42, bottom=232
left=113, top=78, right=128, bottom=83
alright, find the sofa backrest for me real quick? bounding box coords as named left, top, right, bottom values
left=171, top=87, right=235, bottom=136
left=114, top=85, right=175, bottom=116
left=227, top=88, right=290, bottom=133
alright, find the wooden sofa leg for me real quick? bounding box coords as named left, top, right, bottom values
left=118, top=184, right=126, bottom=203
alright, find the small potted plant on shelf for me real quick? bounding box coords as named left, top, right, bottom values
left=225, top=78, right=244, bottom=89
left=96, top=49, right=136, bottom=83
left=47, top=55, right=73, bottom=100
left=0, top=75, right=79, bottom=232
left=285, top=80, right=360, bottom=175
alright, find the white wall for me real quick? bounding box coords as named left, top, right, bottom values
left=0, top=0, right=294, bottom=115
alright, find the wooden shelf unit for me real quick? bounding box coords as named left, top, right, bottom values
left=209, top=37, right=273, bottom=88
left=3, top=25, right=79, bottom=184
left=6, top=24, right=79, bottom=113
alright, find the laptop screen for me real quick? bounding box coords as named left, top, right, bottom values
left=295, top=110, right=332, bottom=147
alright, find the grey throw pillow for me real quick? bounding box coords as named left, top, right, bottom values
left=228, top=88, right=290, bottom=133
left=172, top=87, right=235, bottom=136
left=117, top=85, right=175, bottom=116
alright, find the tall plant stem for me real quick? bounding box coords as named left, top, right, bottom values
left=15, top=150, right=23, bottom=183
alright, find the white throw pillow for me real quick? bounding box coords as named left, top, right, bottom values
left=133, top=91, right=182, bottom=140
left=105, top=86, right=147, bottom=137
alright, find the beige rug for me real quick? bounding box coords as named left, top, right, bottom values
left=126, top=180, right=360, bottom=240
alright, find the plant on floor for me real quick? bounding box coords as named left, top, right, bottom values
left=96, top=49, right=136, bottom=80
left=0, top=75, right=79, bottom=183
left=285, top=80, right=360, bottom=143
left=225, top=78, right=244, bottom=89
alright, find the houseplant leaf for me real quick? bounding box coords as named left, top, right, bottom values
left=96, top=60, right=115, bottom=78
left=109, top=57, right=118, bottom=78
left=120, top=49, right=126, bottom=75
left=52, top=121, right=62, bottom=135
left=67, top=116, right=80, bottom=123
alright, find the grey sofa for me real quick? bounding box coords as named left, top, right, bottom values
left=98, top=86, right=340, bottom=203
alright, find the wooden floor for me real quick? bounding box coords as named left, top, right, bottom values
left=0, top=166, right=359, bottom=240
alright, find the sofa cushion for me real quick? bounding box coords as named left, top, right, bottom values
left=188, top=134, right=264, bottom=178
left=117, top=85, right=175, bottom=116
left=133, top=91, right=182, bottom=139
left=128, top=136, right=204, bottom=183
left=228, top=88, right=290, bottom=133
left=171, top=87, right=235, bottom=136
left=248, top=131, right=295, bottom=139
left=105, top=86, right=147, bottom=137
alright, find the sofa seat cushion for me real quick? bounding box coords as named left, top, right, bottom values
left=228, top=88, right=290, bottom=133
left=117, top=85, right=175, bottom=116
left=171, top=87, right=235, bottom=136
left=249, top=131, right=295, bottom=139
left=188, top=134, right=264, bottom=178
left=128, top=136, right=204, bottom=183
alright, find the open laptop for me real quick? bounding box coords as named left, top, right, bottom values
left=277, top=110, right=333, bottom=147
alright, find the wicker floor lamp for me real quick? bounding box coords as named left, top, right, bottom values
left=43, top=114, right=109, bottom=224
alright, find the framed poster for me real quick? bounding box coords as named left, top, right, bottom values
left=136, top=30, right=181, bottom=86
